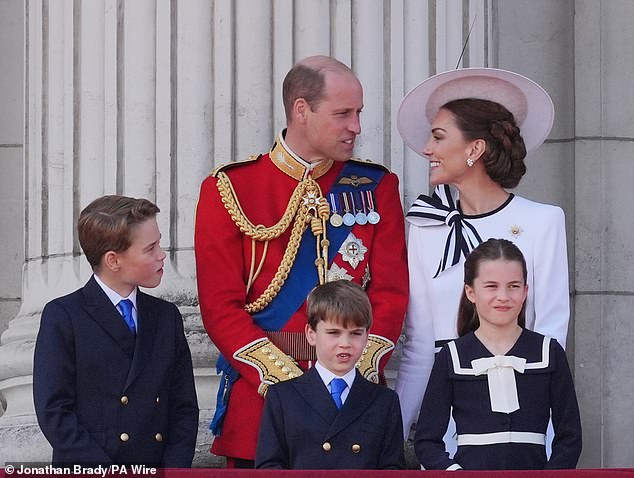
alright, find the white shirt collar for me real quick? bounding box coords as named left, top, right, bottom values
left=93, top=274, right=138, bottom=309
left=314, top=361, right=357, bottom=390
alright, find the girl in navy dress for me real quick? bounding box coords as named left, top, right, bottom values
left=414, top=238, right=581, bottom=470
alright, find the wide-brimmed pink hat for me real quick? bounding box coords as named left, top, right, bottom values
left=397, top=67, right=554, bottom=156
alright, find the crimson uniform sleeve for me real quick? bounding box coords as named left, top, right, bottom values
left=194, top=175, right=271, bottom=387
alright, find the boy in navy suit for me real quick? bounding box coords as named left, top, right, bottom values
left=255, top=280, right=405, bottom=469
left=33, top=195, right=199, bottom=467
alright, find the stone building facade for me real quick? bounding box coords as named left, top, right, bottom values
left=0, top=0, right=632, bottom=467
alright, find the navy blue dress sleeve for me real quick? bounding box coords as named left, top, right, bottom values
left=414, top=346, right=459, bottom=470
left=546, top=340, right=582, bottom=469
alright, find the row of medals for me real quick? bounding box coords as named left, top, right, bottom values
left=328, top=190, right=380, bottom=227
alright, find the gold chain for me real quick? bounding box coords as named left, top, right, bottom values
left=215, top=172, right=329, bottom=313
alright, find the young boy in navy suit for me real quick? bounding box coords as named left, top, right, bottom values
left=33, top=195, right=199, bottom=467
left=255, top=280, right=405, bottom=469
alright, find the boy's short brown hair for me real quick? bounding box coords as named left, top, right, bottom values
left=78, top=195, right=160, bottom=270
left=307, top=280, right=372, bottom=330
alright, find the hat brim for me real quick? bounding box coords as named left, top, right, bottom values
left=397, top=68, right=554, bottom=156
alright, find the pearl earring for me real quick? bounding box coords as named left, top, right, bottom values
left=466, top=157, right=474, bottom=167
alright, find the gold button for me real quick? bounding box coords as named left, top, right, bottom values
left=120, top=433, right=129, bottom=442
left=288, top=373, right=297, bottom=379
left=155, top=433, right=163, bottom=442
left=275, top=360, right=284, bottom=368
left=281, top=366, right=290, bottom=374
left=120, top=396, right=128, bottom=405
left=268, top=354, right=278, bottom=361
left=155, top=396, right=160, bottom=404
left=352, top=444, right=361, bottom=453
left=322, top=442, right=331, bottom=452
left=261, top=347, right=271, bottom=354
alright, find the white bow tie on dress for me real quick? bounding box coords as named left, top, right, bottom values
left=471, top=355, right=527, bottom=414
left=406, top=184, right=483, bottom=277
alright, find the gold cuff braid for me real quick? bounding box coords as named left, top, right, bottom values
left=233, top=338, right=304, bottom=397
left=356, top=334, right=395, bottom=383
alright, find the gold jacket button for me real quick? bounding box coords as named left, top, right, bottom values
left=322, top=442, right=332, bottom=452
left=155, top=433, right=163, bottom=442
left=120, top=396, right=128, bottom=405
left=352, top=444, right=361, bottom=453
left=120, top=433, right=129, bottom=442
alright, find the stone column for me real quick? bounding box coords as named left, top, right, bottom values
left=0, top=0, right=486, bottom=466
left=573, top=0, right=634, bottom=468
left=0, top=0, right=219, bottom=466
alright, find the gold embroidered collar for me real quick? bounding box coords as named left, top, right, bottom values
left=270, top=130, right=333, bottom=181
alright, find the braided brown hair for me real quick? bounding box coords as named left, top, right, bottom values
left=442, top=98, right=527, bottom=188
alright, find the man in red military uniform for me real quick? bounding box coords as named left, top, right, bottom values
left=194, top=55, right=408, bottom=467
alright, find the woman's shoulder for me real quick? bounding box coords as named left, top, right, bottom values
left=510, top=194, right=565, bottom=216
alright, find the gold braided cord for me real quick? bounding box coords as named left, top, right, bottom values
left=244, top=207, right=307, bottom=313
left=247, top=239, right=269, bottom=293
left=215, top=172, right=329, bottom=313
left=246, top=238, right=257, bottom=293
left=216, top=171, right=305, bottom=241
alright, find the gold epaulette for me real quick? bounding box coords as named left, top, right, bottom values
left=234, top=338, right=303, bottom=397
left=356, top=334, right=395, bottom=383
left=211, top=154, right=261, bottom=177
left=348, top=157, right=391, bottom=174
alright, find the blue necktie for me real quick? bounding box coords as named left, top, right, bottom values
left=330, top=378, right=347, bottom=410
left=118, top=299, right=136, bottom=336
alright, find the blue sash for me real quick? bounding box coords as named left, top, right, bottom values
left=210, top=161, right=386, bottom=435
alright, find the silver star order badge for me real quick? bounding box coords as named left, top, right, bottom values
left=509, top=224, right=523, bottom=237
left=327, top=263, right=353, bottom=282
left=338, top=232, right=367, bottom=269
left=303, top=191, right=325, bottom=208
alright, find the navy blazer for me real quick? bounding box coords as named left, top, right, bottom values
left=256, top=367, right=405, bottom=469
left=33, top=276, right=199, bottom=467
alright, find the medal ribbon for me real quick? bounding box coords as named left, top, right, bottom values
left=329, top=193, right=339, bottom=214
left=364, top=190, right=373, bottom=211
left=341, top=192, right=351, bottom=214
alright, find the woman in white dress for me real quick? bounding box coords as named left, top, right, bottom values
left=395, top=68, right=570, bottom=441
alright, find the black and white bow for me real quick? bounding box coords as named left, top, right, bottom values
left=407, top=184, right=483, bottom=277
